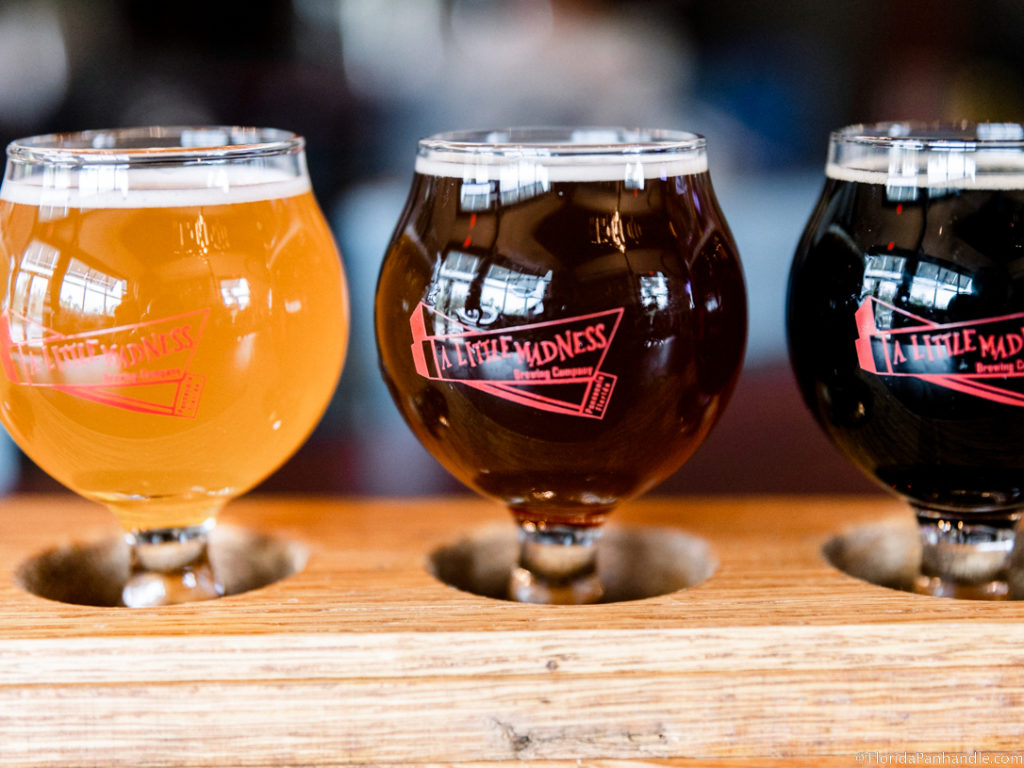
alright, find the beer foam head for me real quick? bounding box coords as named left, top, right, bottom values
left=0, top=165, right=311, bottom=208
left=414, top=128, right=709, bottom=182
left=826, top=122, right=1024, bottom=191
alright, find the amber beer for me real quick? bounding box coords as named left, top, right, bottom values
left=0, top=167, right=348, bottom=532
left=376, top=129, right=746, bottom=530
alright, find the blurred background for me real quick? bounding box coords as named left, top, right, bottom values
left=1, top=0, right=1023, bottom=498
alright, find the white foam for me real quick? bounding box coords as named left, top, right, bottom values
left=0, top=165, right=310, bottom=208
left=827, top=157, right=1024, bottom=191
left=415, top=152, right=707, bottom=182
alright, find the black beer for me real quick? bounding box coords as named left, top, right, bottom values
left=788, top=122, right=1024, bottom=598
left=789, top=166, right=1024, bottom=514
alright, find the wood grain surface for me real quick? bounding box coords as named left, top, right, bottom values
left=1, top=492, right=1023, bottom=766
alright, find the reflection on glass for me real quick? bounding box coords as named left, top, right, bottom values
left=60, top=257, right=125, bottom=316
left=639, top=272, right=670, bottom=313
left=11, top=241, right=58, bottom=329
left=862, top=252, right=974, bottom=330
left=498, top=162, right=549, bottom=205
left=220, top=277, right=251, bottom=310
left=909, top=261, right=973, bottom=310
left=460, top=181, right=493, bottom=212
left=433, top=250, right=551, bottom=327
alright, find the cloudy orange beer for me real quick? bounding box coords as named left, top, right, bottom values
left=0, top=130, right=347, bottom=548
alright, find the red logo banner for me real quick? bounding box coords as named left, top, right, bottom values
left=0, top=308, right=209, bottom=417
left=855, top=296, right=1024, bottom=406
left=410, top=303, right=623, bottom=419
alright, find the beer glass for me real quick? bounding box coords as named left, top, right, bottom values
left=788, top=121, right=1024, bottom=599
left=0, top=127, right=348, bottom=606
left=375, top=128, right=747, bottom=603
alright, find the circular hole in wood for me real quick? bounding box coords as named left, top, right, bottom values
left=428, top=524, right=716, bottom=602
left=15, top=525, right=309, bottom=607
left=825, top=517, right=1024, bottom=598
left=822, top=516, right=923, bottom=593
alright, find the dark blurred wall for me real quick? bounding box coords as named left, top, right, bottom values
left=3, top=0, right=1023, bottom=496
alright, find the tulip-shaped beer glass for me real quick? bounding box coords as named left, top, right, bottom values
left=0, top=127, right=348, bottom=606
left=376, top=128, right=746, bottom=603
left=788, top=121, right=1024, bottom=599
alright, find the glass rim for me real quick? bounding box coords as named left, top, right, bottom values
left=418, top=127, right=706, bottom=158
left=830, top=121, right=1024, bottom=150
left=5, top=126, right=305, bottom=166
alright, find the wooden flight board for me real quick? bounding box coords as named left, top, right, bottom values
left=1, top=493, right=1022, bottom=766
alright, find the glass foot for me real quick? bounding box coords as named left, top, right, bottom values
left=122, top=521, right=223, bottom=607
left=915, top=512, right=1017, bottom=600
left=508, top=522, right=603, bottom=604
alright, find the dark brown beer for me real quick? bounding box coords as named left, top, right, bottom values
left=376, top=139, right=746, bottom=527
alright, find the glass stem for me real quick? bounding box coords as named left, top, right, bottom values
left=122, top=520, right=223, bottom=607
left=509, top=522, right=603, bottom=604
left=915, top=510, right=1018, bottom=600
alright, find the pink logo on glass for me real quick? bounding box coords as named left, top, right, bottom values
left=410, top=302, right=622, bottom=419
left=0, top=308, right=209, bottom=417
left=856, top=296, right=1024, bottom=406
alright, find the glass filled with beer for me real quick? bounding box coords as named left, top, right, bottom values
left=0, top=127, right=348, bottom=606
left=376, top=128, right=747, bottom=603
left=788, top=121, right=1024, bottom=599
